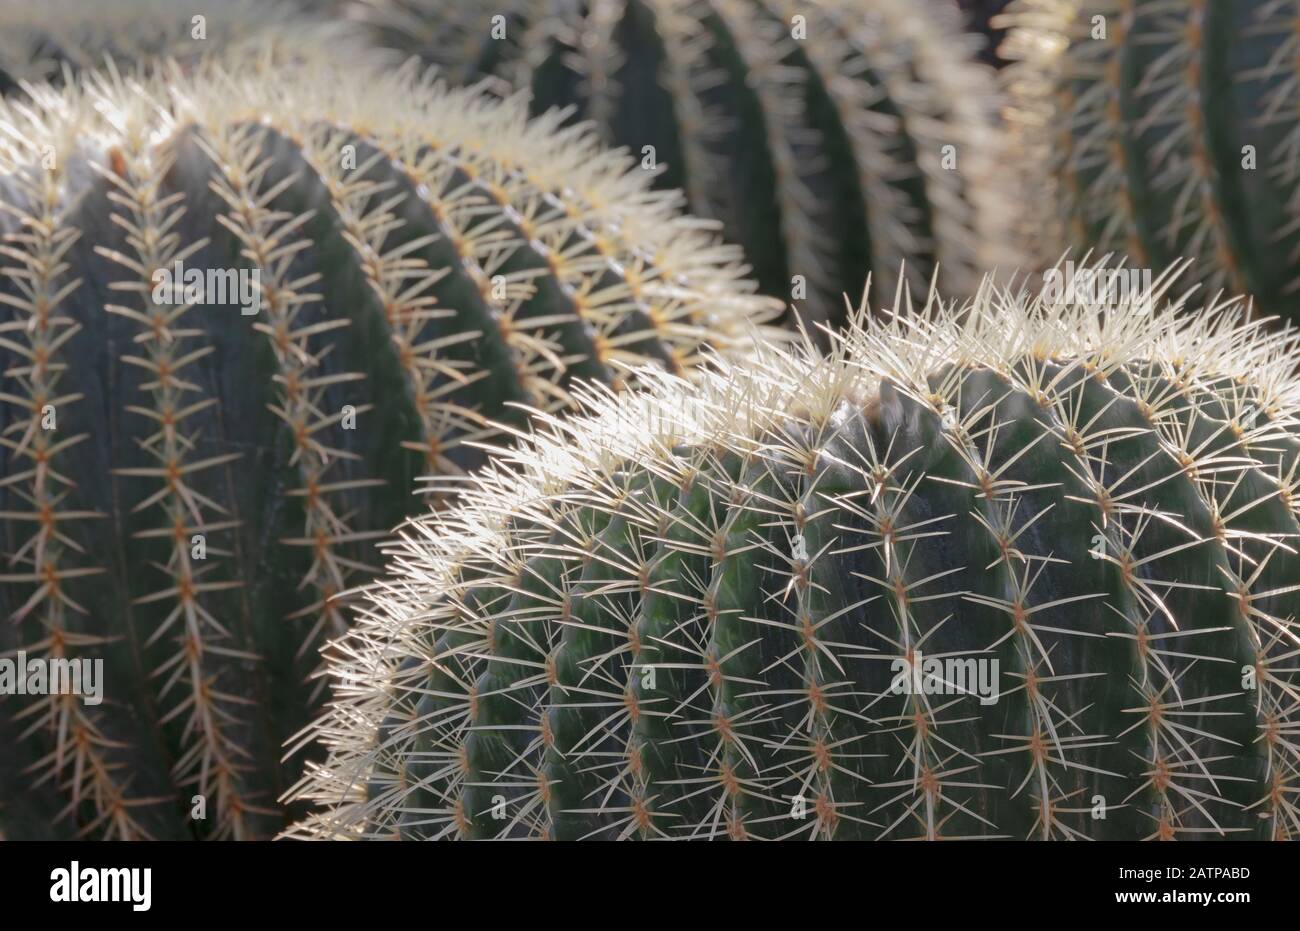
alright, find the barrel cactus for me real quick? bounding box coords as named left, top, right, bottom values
left=351, top=0, right=1015, bottom=333
left=288, top=266, right=1300, bottom=840
left=0, top=57, right=779, bottom=840
left=1000, top=0, right=1300, bottom=321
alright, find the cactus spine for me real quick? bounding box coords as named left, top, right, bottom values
left=956, top=1, right=1016, bottom=66
left=1000, top=0, right=1300, bottom=320
left=0, top=58, right=779, bottom=840
left=352, top=0, right=1015, bottom=332
left=289, top=267, right=1300, bottom=840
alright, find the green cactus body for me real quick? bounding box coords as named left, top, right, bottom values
left=353, top=0, right=1015, bottom=333
left=0, top=59, right=779, bottom=840
left=1000, top=0, right=1300, bottom=320
left=289, top=267, right=1300, bottom=840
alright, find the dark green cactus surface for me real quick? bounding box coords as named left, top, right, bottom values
left=1001, top=0, right=1300, bottom=321
left=0, top=58, right=778, bottom=839
left=354, top=0, right=1015, bottom=333
left=290, top=270, right=1300, bottom=840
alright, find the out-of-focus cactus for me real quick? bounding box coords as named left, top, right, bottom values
left=1000, top=0, right=1300, bottom=321
left=351, top=0, right=1016, bottom=332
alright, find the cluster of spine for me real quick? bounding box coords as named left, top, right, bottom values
left=352, top=0, right=1016, bottom=332
left=0, top=0, right=373, bottom=92
left=1000, top=0, right=1300, bottom=320
left=0, top=57, right=779, bottom=840
left=288, top=267, right=1300, bottom=840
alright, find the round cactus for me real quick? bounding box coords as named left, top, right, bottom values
left=999, top=0, right=1300, bottom=321
left=351, top=0, right=1016, bottom=333
left=288, top=266, right=1300, bottom=840
left=0, top=57, right=779, bottom=840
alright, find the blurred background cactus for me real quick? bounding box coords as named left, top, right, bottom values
left=1000, top=0, right=1300, bottom=321
left=0, top=57, right=778, bottom=839
left=350, top=0, right=1018, bottom=333
left=288, top=269, right=1300, bottom=841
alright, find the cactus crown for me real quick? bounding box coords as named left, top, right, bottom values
left=352, top=0, right=1016, bottom=331
left=287, top=265, right=1300, bottom=840
left=999, top=0, right=1300, bottom=320
left=0, top=56, right=778, bottom=839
